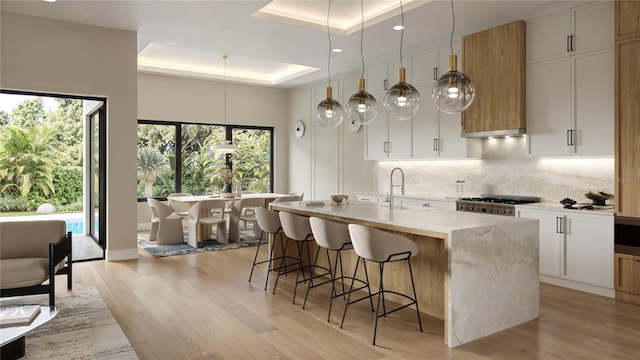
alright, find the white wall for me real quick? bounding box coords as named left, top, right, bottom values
left=286, top=70, right=375, bottom=201
left=1, top=12, right=138, bottom=261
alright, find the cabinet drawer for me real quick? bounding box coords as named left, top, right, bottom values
left=615, top=253, right=640, bottom=294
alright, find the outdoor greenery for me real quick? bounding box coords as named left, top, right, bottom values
left=0, top=96, right=84, bottom=213
left=137, top=123, right=271, bottom=198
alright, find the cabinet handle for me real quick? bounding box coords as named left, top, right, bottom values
left=433, top=138, right=439, bottom=151
left=570, top=35, right=574, bottom=52
left=556, top=217, right=564, bottom=234
left=566, top=130, right=571, bottom=146
left=383, top=141, right=392, bottom=153
left=570, top=130, right=574, bottom=146
left=383, top=79, right=388, bottom=91
left=567, top=35, right=571, bottom=52
left=433, top=67, right=438, bottom=81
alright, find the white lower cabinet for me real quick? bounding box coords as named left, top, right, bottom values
left=517, top=207, right=614, bottom=296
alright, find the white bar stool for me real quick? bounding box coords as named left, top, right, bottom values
left=278, top=211, right=322, bottom=304
left=307, top=217, right=374, bottom=322
left=250, top=207, right=299, bottom=291
left=342, top=224, right=423, bottom=345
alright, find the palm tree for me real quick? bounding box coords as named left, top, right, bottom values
left=137, top=147, right=169, bottom=197
left=0, top=125, right=56, bottom=196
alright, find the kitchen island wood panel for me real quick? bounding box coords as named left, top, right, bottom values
left=270, top=202, right=539, bottom=348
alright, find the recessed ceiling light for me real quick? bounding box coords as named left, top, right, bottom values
left=393, top=25, right=405, bottom=31
left=43, top=0, right=57, bottom=2
left=332, top=48, right=343, bottom=53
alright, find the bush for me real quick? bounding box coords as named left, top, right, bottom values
left=0, top=193, right=35, bottom=212
left=29, top=166, right=83, bottom=206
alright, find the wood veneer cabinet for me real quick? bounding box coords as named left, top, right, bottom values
left=614, top=0, right=640, bottom=217
left=462, top=20, right=525, bottom=134
left=615, top=0, right=640, bottom=40
left=615, top=253, right=640, bottom=304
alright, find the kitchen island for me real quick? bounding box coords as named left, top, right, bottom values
left=269, top=201, right=539, bottom=348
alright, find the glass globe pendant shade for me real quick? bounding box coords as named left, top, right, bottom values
left=346, top=78, right=378, bottom=125
left=315, top=86, right=344, bottom=129
left=432, top=54, right=475, bottom=114
left=383, top=67, right=420, bottom=120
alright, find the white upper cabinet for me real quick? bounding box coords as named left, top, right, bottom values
left=364, top=59, right=413, bottom=160
left=411, top=84, right=439, bottom=159
left=527, top=1, right=614, bottom=64
left=411, top=47, right=438, bottom=87
left=410, top=42, right=481, bottom=160
left=527, top=11, right=570, bottom=63
left=526, top=1, right=614, bottom=157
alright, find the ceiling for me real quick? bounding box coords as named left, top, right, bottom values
left=0, top=0, right=584, bottom=89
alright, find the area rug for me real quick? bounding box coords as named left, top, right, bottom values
left=137, top=230, right=266, bottom=258
left=0, top=288, right=138, bottom=360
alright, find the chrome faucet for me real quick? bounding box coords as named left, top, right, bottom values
left=389, top=167, right=405, bottom=210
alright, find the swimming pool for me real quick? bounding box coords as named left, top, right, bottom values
left=65, top=219, right=99, bottom=235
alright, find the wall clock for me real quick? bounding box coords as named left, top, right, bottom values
left=295, top=120, right=305, bottom=138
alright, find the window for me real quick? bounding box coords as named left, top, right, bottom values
left=137, top=120, right=273, bottom=200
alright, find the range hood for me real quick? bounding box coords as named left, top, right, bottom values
left=461, top=21, right=526, bottom=139
left=461, top=128, right=526, bottom=138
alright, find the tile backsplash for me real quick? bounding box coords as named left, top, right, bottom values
left=376, top=137, right=614, bottom=204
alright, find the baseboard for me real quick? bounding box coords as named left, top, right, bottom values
left=106, top=248, right=139, bottom=261
left=540, top=275, right=615, bottom=298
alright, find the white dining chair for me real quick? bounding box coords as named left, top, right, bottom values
left=187, top=199, right=227, bottom=247
left=229, top=198, right=264, bottom=242
left=147, top=198, right=184, bottom=245
left=167, top=192, right=192, bottom=217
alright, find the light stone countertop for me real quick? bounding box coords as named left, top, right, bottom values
left=515, top=202, right=614, bottom=216
left=272, top=201, right=536, bottom=236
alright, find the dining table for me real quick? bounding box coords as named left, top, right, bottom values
left=169, top=193, right=288, bottom=243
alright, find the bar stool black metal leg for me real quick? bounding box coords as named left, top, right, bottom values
left=264, top=232, right=277, bottom=290
left=362, top=259, right=374, bottom=311
left=326, top=248, right=338, bottom=322
left=302, top=246, right=322, bottom=309
left=273, top=237, right=294, bottom=294
left=292, top=241, right=306, bottom=304
left=373, top=262, right=385, bottom=346
left=340, top=256, right=361, bottom=328
left=248, top=230, right=265, bottom=282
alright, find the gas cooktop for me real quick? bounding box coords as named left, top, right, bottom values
left=459, top=196, right=541, bottom=205
left=456, top=195, right=541, bottom=216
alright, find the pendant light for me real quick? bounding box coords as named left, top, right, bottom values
left=383, top=0, right=420, bottom=121
left=346, top=0, right=377, bottom=126
left=212, top=54, right=238, bottom=153
left=432, top=0, right=475, bottom=114
left=315, top=0, right=344, bottom=129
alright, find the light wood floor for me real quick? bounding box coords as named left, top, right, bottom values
left=67, top=243, right=640, bottom=359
